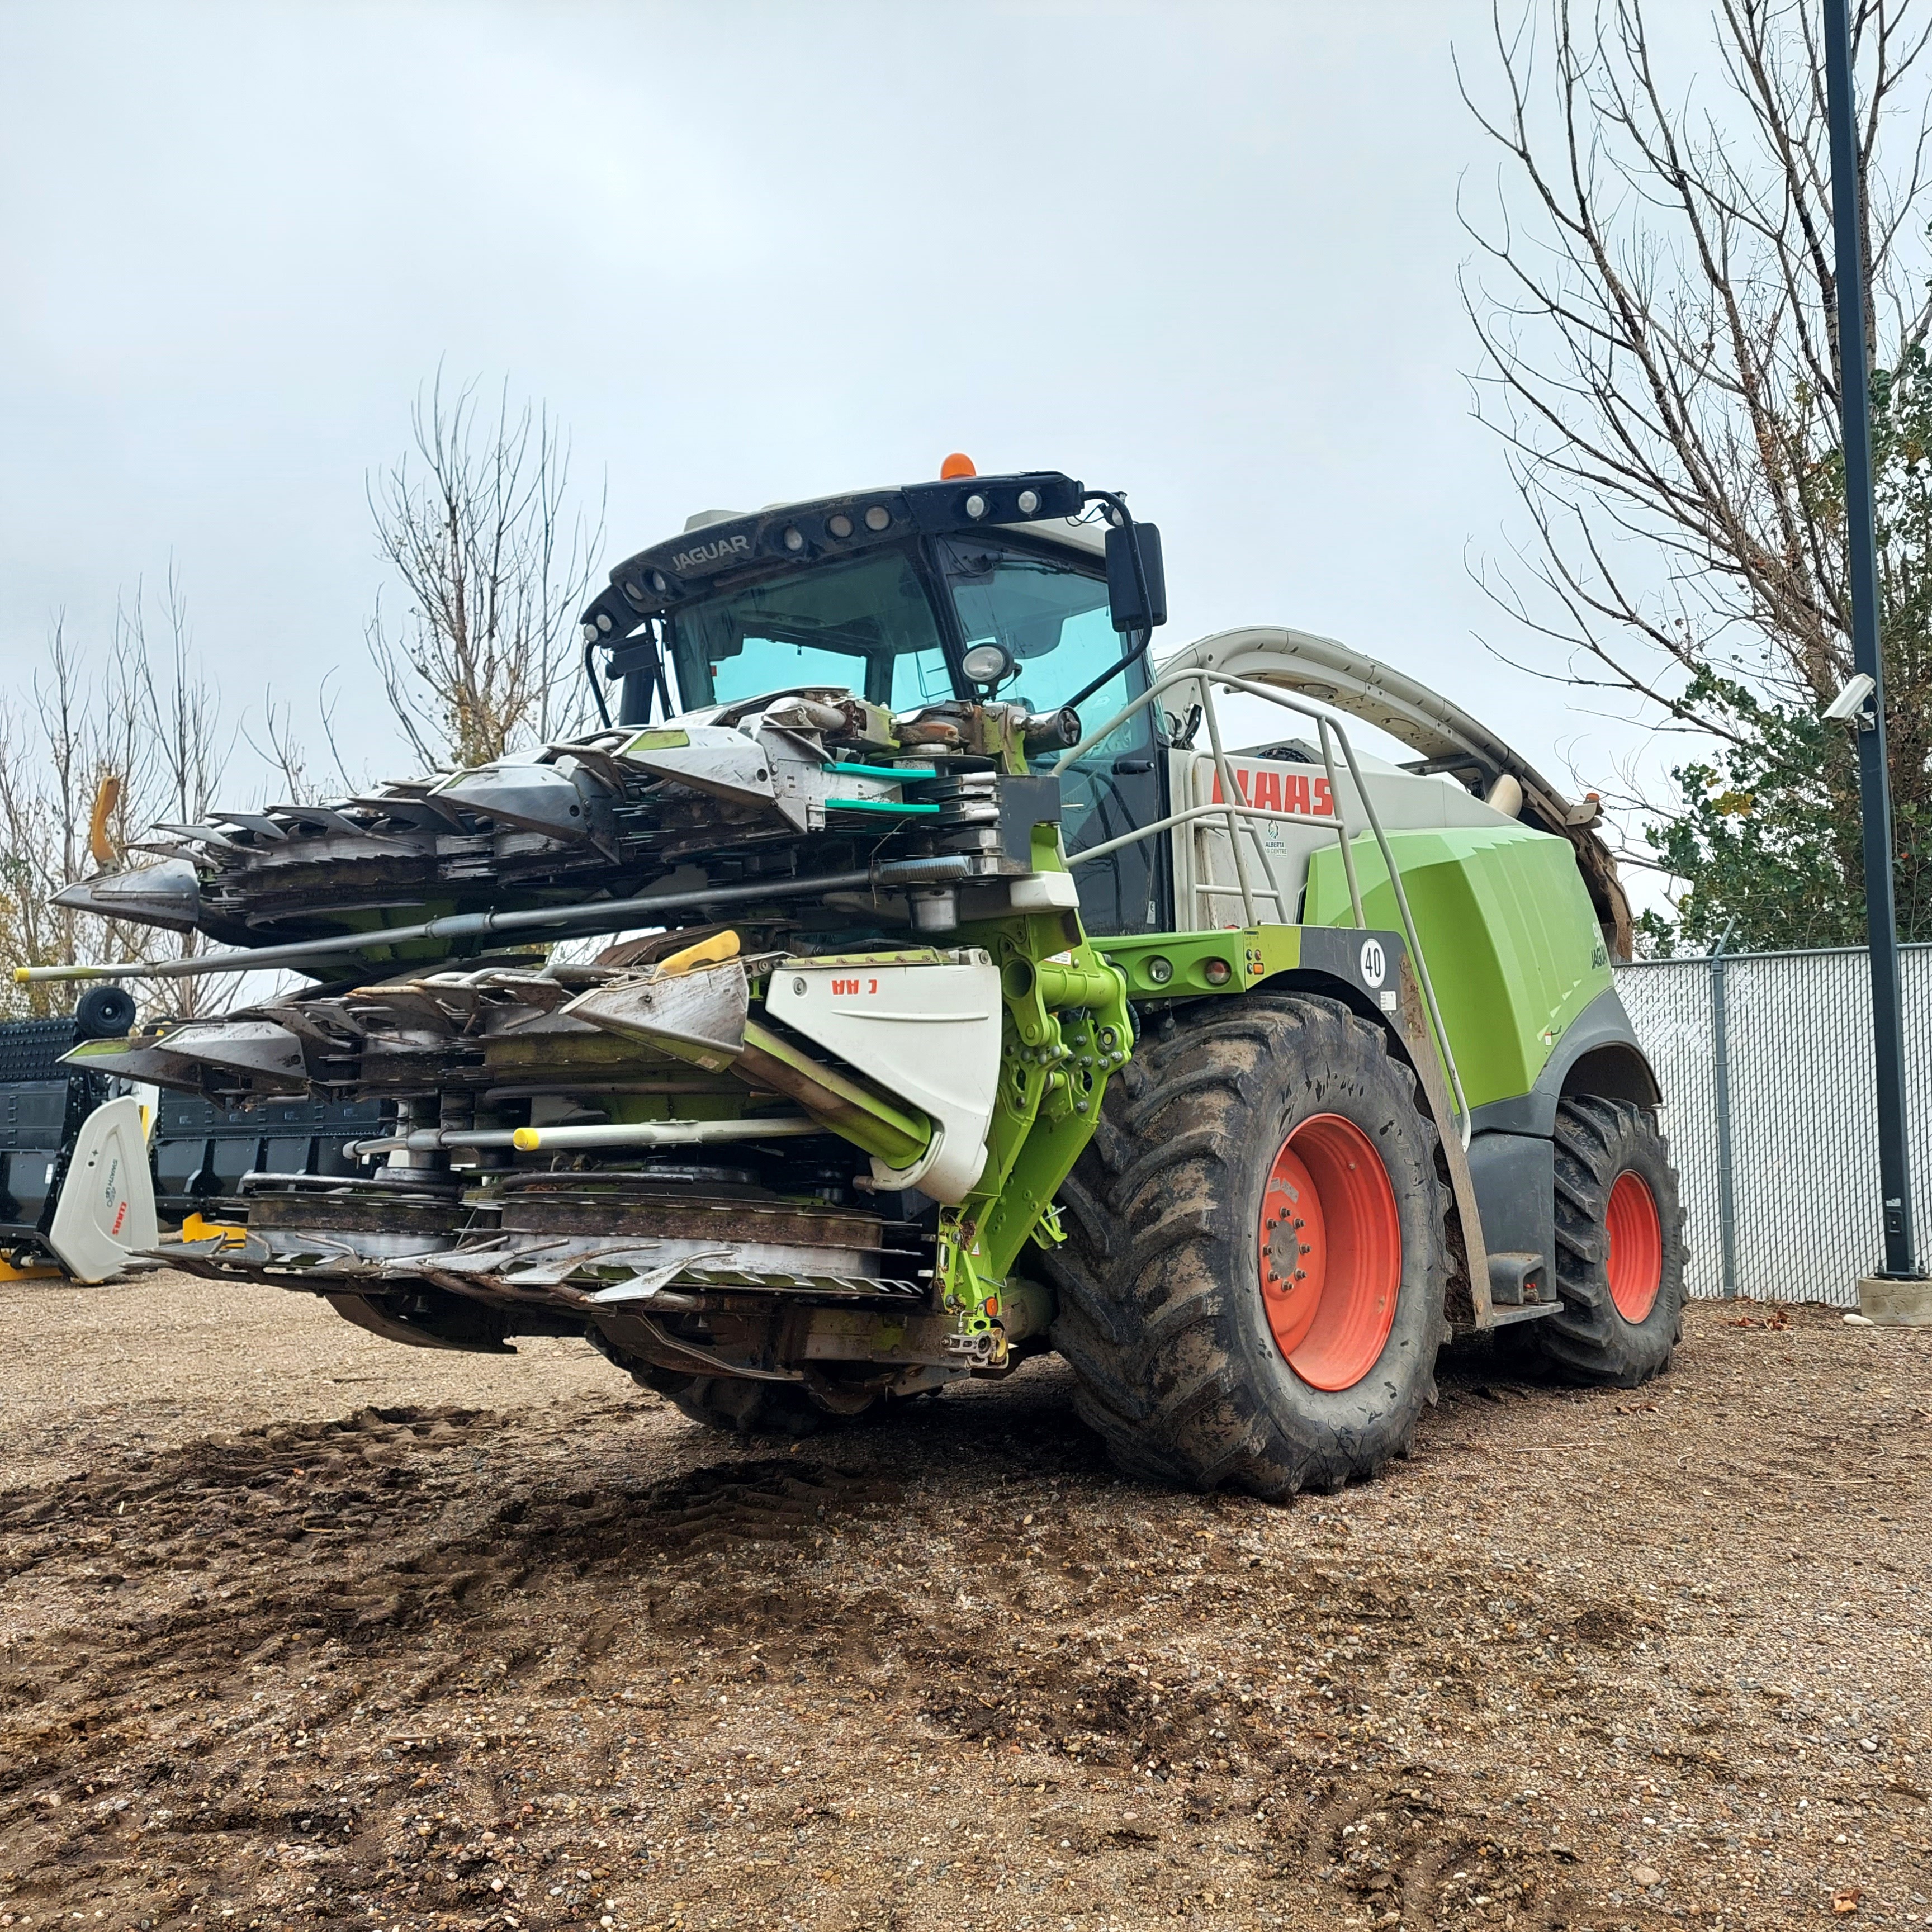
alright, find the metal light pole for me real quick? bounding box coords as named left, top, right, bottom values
left=1824, top=0, right=1923, bottom=1292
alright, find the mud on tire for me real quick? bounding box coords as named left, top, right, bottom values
left=1044, top=992, right=1451, bottom=1500
left=1511, top=1096, right=1686, bottom=1388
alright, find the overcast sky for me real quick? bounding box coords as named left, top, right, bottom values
left=1, top=1, right=1674, bottom=827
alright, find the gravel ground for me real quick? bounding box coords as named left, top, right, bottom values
left=0, top=1273, right=1927, bottom=1932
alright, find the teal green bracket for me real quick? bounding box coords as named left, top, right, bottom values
left=823, top=761, right=941, bottom=782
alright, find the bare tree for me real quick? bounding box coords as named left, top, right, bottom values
left=0, top=620, right=95, bottom=1006
left=245, top=688, right=319, bottom=806
left=0, top=574, right=237, bottom=1018
left=1460, top=1, right=1932, bottom=943
left=129, top=569, right=224, bottom=836
left=366, top=374, right=606, bottom=771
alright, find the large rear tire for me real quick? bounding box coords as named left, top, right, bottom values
left=1510, top=1096, right=1686, bottom=1386
left=1045, top=993, right=1451, bottom=1499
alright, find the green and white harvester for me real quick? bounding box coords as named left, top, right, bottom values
left=30, top=462, right=1687, bottom=1497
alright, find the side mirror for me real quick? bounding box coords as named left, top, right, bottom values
left=1104, top=522, right=1167, bottom=634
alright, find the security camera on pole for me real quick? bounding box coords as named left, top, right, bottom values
left=1824, top=0, right=1931, bottom=1322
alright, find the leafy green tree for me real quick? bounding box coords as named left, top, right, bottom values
left=1633, top=673, right=1869, bottom=952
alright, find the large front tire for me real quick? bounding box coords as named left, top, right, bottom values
left=1046, top=993, right=1451, bottom=1499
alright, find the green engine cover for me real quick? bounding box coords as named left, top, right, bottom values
left=1305, top=824, right=1613, bottom=1110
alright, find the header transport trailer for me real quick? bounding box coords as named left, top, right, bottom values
left=23, top=461, right=1685, bottom=1498
left=0, top=1001, right=380, bottom=1284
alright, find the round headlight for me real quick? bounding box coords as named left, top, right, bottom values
left=1017, top=488, right=1040, bottom=514
left=864, top=505, right=892, bottom=532
left=964, top=493, right=988, bottom=520
left=1144, top=956, right=1175, bottom=986
left=827, top=513, right=854, bottom=538
left=961, top=641, right=1014, bottom=685
left=783, top=526, right=804, bottom=551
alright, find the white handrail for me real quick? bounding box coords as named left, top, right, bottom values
left=1054, top=665, right=1471, bottom=1142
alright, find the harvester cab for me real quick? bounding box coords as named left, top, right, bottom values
left=31, top=462, right=1686, bottom=1497
left=577, top=467, right=1175, bottom=945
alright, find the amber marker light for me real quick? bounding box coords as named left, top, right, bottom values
left=939, top=452, right=976, bottom=479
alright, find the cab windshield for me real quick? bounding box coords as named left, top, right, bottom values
left=666, top=536, right=1140, bottom=731
left=667, top=548, right=955, bottom=711
left=662, top=536, right=1167, bottom=932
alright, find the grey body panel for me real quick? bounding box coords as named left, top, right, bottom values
left=1466, top=1131, right=1555, bottom=1305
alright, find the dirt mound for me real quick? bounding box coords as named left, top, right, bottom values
left=1, top=1280, right=1927, bottom=1930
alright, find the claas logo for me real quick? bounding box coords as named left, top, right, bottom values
left=1209, top=766, right=1335, bottom=816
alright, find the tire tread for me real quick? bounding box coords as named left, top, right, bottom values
left=1045, top=992, right=1451, bottom=1499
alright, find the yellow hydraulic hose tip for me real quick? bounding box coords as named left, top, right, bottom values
left=512, top=1127, right=541, bottom=1152
left=657, top=929, right=740, bottom=977
left=11, top=968, right=26, bottom=983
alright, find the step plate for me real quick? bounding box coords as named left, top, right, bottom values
left=1486, top=1299, right=1564, bottom=1328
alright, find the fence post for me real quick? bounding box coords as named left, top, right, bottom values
left=1710, top=932, right=1740, bottom=1298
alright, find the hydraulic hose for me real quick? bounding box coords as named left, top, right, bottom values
left=15, top=855, right=976, bottom=985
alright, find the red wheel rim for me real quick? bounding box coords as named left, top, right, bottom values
left=1605, top=1170, right=1663, bottom=1322
left=1256, top=1113, right=1402, bottom=1392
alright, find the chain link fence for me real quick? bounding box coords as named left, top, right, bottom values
left=1615, top=944, right=1932, bottom=1303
